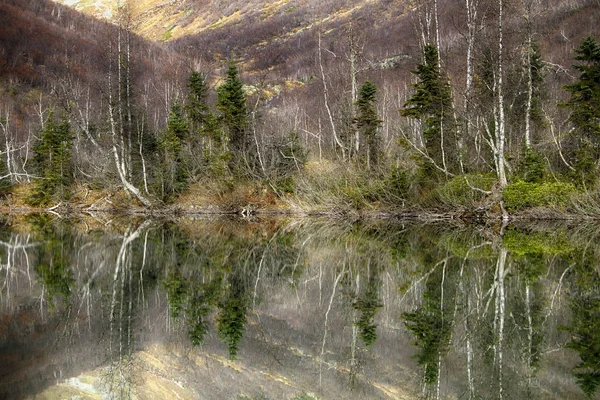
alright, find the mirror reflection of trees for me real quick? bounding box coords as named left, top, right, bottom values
left=1, top=216, right=599, bottom=399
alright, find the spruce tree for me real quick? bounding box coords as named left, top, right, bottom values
left=28, top=113, right=73, bottom=206
left=401, top=44, right=456, bottom=175
left=354, top=80, right=382, bottom=168
left=186, top=71, right=211, bottom=139
left=216, top=59, right=248, bottom=157
left=561, top=36, right=600, bottom=182
left=157, top=100, right=189, bottom=201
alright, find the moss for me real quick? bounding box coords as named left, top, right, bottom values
left=503, top=180, right=577, bottom=210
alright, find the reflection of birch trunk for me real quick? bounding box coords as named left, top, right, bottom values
left=525, top=282, right=533, bottom=390
left=437, top=260, right=447, bottom=400
left=0, top=236, right=40, bottom=305
left=495, top=248, right=507, bottom=399
left=320, top=265, right=346, bottom=386
left=350, top=273, right=360, bottom=384
left=109, top=221, right=150, bottom=353
left=108, top=218, right=150, bottom=395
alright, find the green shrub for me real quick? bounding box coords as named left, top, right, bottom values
left=437, top=174, right=496, bottom=207
left=503, top=180, right=577, bottom=210
left=517, top=148, right=546, bottom=183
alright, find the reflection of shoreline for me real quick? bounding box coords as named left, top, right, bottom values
left=0, top=218, right=595, bottom=399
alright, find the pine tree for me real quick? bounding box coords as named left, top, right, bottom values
left=28, top=113, right=73, bottom=206
left=216, top=59, right=248, bottom=157
left=354, top=80, right=382, bottom=169
left=401, top=44, right=456, bottom=175
left=157, top=100, right=189, bottom=201
left=561, top=36, right=600, bottom=182
left=186, top=71, right=211, bottom=139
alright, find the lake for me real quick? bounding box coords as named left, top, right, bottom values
left=0, top=214, right=598, bottom=399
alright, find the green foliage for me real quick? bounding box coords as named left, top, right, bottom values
left=186, top=278, right=222, bottom=346
left=217, top=275, right=248, bottom=359
left=157, top=100, right=190, bottom=201
left=437, top=173, right=496, bottom=207
left=527, top=42, right=546, bottom=127
left=517, top=148, right=546, bottom=183
left=401, top=44, right=457, bottom=173
left=163, top=272, right=188, bottom=319
left=28, top=113, right=73, bottom=206
left=217, top=59, right=248, bottom=156
left=504, top=180, right=576, bottom=209
left=403, top=269, right=452, bottom=385
left=354, top=80, right=382, bottom=167
left=32, top=217, right=74, bottom=307
left=503, top=180, right=576, bottom=210
left=560, top=36, right=600, bottom=182
left=186, top=70, right=214, bottom=146
left=563, top=275, right=600, bottom=399
left=353, top=275, right=383, bottom=347
left=386, top=166, right=410, bottom=200
left=503, top=228, right=574, bottom=257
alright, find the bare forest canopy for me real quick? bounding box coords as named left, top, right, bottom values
left=1, top=0, right=600, bottom=214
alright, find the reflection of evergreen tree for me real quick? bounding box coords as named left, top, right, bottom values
left=31, top=215, right=74, bottom=306
left=186, top=278, right=222, bottom=346
left=217, top=274, right=248, bottom=359
left=163, top=271, right=188, bottom=319
left=513, top=252, right=547, bottom=374
left=563, top=257, right=600, bottom=399
left=353, top=273, right=382, bottom=348
left=403, top=269, right=453, bottom=385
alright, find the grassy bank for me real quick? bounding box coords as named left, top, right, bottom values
left=1, top=159, right=599, bottom=222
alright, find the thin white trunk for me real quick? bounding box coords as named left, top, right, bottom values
left=525, top=283, right=534, bottom=389
left=496, top=248, right=507, bottom=399
left=496, top=0, right=508, bottom=187
left=108, top=38, right=152, bottom=208
left=318, top=32, right=346, bottom=160
left=525, top=50, right=533, bottom=149
left=348, top=25, right=359, bottom=155
left=434, top=0, right=442, bottom=65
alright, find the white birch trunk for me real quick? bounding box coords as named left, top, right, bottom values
left=496, top=0, right=508, bottom=187
left=318, top=32, right=346, bottom=160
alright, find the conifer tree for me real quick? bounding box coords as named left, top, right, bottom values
left=157, top=100, right=189, bottom=201
left=216, top=59, right=248, bottom=157
left=186, top=70, right=229, bottom=177
left=186, top=71, right=211, bottom=139
left=401, top=44, right=456, bottom=176
left=354, top=80, right=382, bottom=168
left=28, top=113, right=73, bottom=205
left=561, top=36, right=600, bottom=182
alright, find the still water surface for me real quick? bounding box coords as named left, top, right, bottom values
left=0, top=215, right=599, bottom=399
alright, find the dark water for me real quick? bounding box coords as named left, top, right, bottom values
left=0, top=215, right=599, bottom=399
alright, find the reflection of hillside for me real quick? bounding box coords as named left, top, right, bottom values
left=0, top=216, right=598, bottom=398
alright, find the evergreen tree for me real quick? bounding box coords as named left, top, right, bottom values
left=401, top=44, right=457, bottom=175
left=528, top=43, right=545, bottom=128
left=186, top=71, right=211, bottom=134
left=157, top=100, right=189, bottom=201
left=561, top=36, right=600, bottom=182
left=28, top=113, right=73, bottom=206
left=354, top=80, right=383, bottom=168
left=216, top=59, right=248, bottom=157
left=186, top=70, right=230, bottom=178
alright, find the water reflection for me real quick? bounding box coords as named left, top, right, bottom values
left=0, top=215, right=598, bottom=399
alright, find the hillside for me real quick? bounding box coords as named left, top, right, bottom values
left=0, top=0, right=599, bottom=217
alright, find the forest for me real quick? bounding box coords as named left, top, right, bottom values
left=0, top=0, right=600, bottom=218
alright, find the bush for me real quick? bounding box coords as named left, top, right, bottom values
left=517, top=148, right=546, bottom=183
left=503, top=180, right=577, bottom=210
left=437, top=174, right=496, bottom=208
